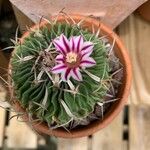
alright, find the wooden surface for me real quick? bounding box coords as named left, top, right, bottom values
left=58, top=137, right=88, bottom=150
left=0, top=109, right=5, bottom=147
left=6, top=112, right=38, bottom=149
left=0, top=85, right=6, bottom=148
left=12, top=4, right=34, bottom=32
left=0, top=10, right=150, bottom=150
left=92, top=111, right=123, bottom=150
left=129, top=105, right=150, bottom=150
left=10, top=0, right=147, bottom=29
left=118, top=14, right=150, bottom=105
left=0, top=106, right=5, bottom=147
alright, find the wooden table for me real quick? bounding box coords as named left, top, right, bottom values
left=10, top=0, right=147, bottom=30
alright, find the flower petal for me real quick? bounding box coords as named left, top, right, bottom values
left=73, top=36, right=84, bottom=52
left=82, top=41, right=93, bottom=51
left=52, top=35, right=96, bottom=82
left=53, top=39, right=66, bottom=55
left=51, top=64, right=67, bottom=74
left=61, top=34, right=70, bottom=52
left=80, top=41, right=94, bottom=59
left=81, top=46, right=94, bottom=59
left=71, top=68, right=83, bottom=81
left=55, top=54, right=64, bottom=63
left=70, top=37, right=75, bottom=51
left=80, top=57, right=96, bottom=68
left=64, top=68, right=71, bottom=81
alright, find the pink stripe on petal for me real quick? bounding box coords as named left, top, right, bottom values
left=74, top=36, right=83, bottom=52
left=80, top=57, right=96, bottom=68
left=70, top=37, right=75, bottom=51
left=82, top=41, right=93, bottom=51
left=51, top=64, right=67, bottom=74
left=64, top=68, right=71, bottom=81
left=72, top=68, right=83, bottom=81
left=82, top=44, right=92, bottom=50
left=81, top=47, right=94, bottom=59
left=77, top=36, right=83, bottom=52
left=61, top=35, right=70, bottom=52
left=56, top=54, right=64, bottom=63
left=53, top=40, right=66, bottom=55
left=81, top=51, right=90, bottom=59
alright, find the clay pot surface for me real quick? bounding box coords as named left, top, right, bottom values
left=137, top=0, right=150, bottom=22
left=10, top=15, right=132, bottom=138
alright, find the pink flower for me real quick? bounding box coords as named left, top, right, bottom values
left=51, top=34, right=96, bottom=81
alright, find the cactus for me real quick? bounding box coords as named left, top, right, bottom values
left=11, top=19, right=113, bottom=129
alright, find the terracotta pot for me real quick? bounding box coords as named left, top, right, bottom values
left=137, top=0, right=150, bottom=22
left=9, top=15, right=132, bottom=138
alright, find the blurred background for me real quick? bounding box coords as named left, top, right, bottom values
left=0, top=0, right=150, bottom=150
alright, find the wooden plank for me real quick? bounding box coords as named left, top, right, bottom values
left=92, top=111, right=123, bottom=150
left=118, top=13, right=150, bottom=105
left=129, top=105, right=150, bottom=150
left=57, top=137, right=88, bottom=150
left=0, top=84, right=37, bottom=149
left=0, top=84, right=6, bottom=103
left=123, top=141, right=128, bottom=150
left=0, top=84, right=6, bottom=148
left=10, top=0, right=147, bottom=29
left=12, top=4, right=34, bottom=33
left=0, top=108, right=5, bottom=148
left=6, top=112, right=38, bottom=149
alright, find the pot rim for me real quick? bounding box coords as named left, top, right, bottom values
left=10, top=14, right=132, bottom=138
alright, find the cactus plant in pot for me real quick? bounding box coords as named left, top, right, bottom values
left=8, top=14, right=132, bottom=138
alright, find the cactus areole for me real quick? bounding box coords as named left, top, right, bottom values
left=10, top=15, right=131, bottom=138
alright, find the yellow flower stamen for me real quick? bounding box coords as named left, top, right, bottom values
left=66, top=52, right=77, bottom=63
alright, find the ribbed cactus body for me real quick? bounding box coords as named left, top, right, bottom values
left=11, top=23, right=110, bottom=127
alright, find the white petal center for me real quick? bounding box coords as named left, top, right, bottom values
left=66, top=52, right=77, bottom=63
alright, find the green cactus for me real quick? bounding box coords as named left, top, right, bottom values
left=11, top=21, right=112, bottom=129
